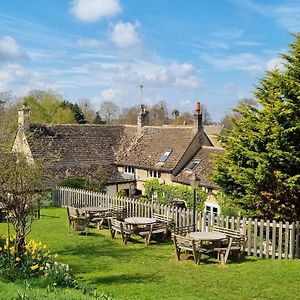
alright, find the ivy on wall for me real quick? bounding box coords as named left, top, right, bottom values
left=144, top=178, right=207, bottom=210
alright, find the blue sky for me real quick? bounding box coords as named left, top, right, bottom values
left=0, top=0, right=298, bottom=121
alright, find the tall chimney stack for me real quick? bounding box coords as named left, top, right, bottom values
left=137, top=104, right=149, bottom=130
left=193, top=101, right=203, bottom=133
left=18, top=104, right=30, bottom=131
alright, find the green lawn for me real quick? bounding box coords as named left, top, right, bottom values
left=1, top=207, right=300, bottom=300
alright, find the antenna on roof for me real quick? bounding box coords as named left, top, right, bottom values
left=139, top=83, right=143, bottom=104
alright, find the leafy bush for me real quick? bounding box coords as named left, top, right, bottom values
left=58, top=177, right=106, bottom=193
left=116, top=189, right=127, bottom=197
left=0, top=235, right=76, bottom=287
left=138, top=197, right=150, bottom=203
left=58, top=177, right=87, bottom=190
left=44, top=261, right=77, bottom=288
left=144, top=178, right=206, bottom=210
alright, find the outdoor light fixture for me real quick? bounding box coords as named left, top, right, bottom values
left=188, top=173, right=200, bottom=232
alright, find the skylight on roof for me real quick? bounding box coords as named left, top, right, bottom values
left=159, top=148, right=172, bottom=163
left=186, top=159, right=200, bottom=171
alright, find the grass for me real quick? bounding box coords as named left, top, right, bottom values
left=1, top=207, right=300, bottom=300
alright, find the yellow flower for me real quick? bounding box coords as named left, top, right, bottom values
left=9, top=246, right=15, bottom=253
left=31, top=264, right=39, bottom=271
left=39, top=266, right=44, bottom=271
left=0, top=247, right=2, bottom=251
left=15, top=257, right=21, bottom=262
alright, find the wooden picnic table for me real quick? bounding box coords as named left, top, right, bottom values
left=81, top=206, right=111, bottom=213
left=189, top=231, right=226, bottom=241
left=80, top=206, right=111, bottom=229
left=124, top=217, right=157, bottom=226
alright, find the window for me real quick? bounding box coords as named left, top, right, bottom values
left=205, top=203, right=220, bottom=225
left=159, top=148, right=172, bottom=163
left=148, top=170, right=161, bottom=178
left=124, top=166, right=135, bottom=174
left=186, top=159, right=200, bottom=171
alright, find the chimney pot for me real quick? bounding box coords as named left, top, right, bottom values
left=193, top=101, right=203, bottom=133
left=195, top=101, right=201, bottom=113
left=18, top=104, right=30, bottom=130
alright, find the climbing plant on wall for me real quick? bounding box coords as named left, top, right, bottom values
left=144, top=178, right=207, bottom=210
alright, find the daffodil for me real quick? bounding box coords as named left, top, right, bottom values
left=31, top=264, right=39, bottom=271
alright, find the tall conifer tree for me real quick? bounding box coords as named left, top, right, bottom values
left=213, top=34, right=300, bottom=221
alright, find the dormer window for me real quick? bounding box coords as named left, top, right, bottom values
left=148, top=170, right=161, bottom=178
left=124, top=166, right=135, bottom=174
left=159, top=148, right=172, bottom=163
left=186, top=159, right=200, bottom=171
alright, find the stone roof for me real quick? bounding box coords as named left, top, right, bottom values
left=203, top=125, right=223, bottom=148
left=24, top=122, right=222, bottom=187
left=173, top=146, right=224, bottom=188
left=116, top=126, right=198, bottom=171
left=26, top=124, right=137, bottom=186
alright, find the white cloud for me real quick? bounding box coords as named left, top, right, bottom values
left=212, top=29, right=244, bottom=40
left=77, top=38, right=105, bottom=47
left=0, top=63, right=53, bottom=93
left=235, top=40, right=263, bottom=47
left=112, top=61, right=203, bottom=90
left=273, top=5, right=300, bottom=32
left=232, top=0, right=300, bottom=32
left=265, top=57, right=285, bottom=72
left=219, top=82, right=237, bottom=96
left=100, top=88, right=120, bottom=101
left=0, top=36, right=29, bottom=62
left=110, top=21, right=141, bottom=48
left=70, top=0, right=121, bottom=22
left=203, top=52, right=264, bottom=75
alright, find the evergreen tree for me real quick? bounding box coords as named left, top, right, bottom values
left=62, top=101, right=88, bottom=124
left=212, top=34, right=300, bottom=221
left=93, top=111, right=105, bottom=124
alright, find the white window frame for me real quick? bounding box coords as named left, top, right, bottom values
left=148, top=170, right=161, bottom=178
left=186, top=159, right=200, bottom=171
left=159, top=148, right=172, bottom=163
left=205, top=203, right=220, bottom=224
left=124, top=166, right=135, bottom=174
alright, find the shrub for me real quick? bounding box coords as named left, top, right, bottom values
left=116, top=189, right=127, bottom=197
left=59, top=176, right=106, bottom=193
left=144, top=178, right=206, bottom=210
left=138, top=197, right=150, bottom=203
left=0, top=235, right=76, bottom=287
left=58, top=177, right=86, bottom=190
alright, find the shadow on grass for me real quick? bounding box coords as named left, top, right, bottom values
left=57, top=237, right=145, bottom=260
left=39, top=214, right=59, bottom=219
left=89, top=273, right=161, bottom=285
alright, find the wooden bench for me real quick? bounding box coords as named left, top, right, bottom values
left=108, top=204, right=129, bottom=221
left=108, top=218, right=134, bottom=244
left=152, top=213, right=173, bottom=224
left=139, top=222, right=169, bottom=245
left=67, top=207, right=91, bottom=235
left=173, top=234, right=207, bottom=265
left=212, top=226, right=245, bottom=264
left=172, top=225, right=195, bottom=236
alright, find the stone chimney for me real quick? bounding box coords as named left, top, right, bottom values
left=137, top=104, right=149, bottom=129
left=193, top=101, right=203, bottom=133
left=18, top=104, right=30, bottom=131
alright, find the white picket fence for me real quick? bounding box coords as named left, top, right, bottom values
left=52, top=187, right=300, bottom=260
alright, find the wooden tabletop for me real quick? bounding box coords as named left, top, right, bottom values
left=81, top=206, right=110, bottom=213
left=189, top=231, right=227, bottom=241
left=125, top=217, right=157, bottom=225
